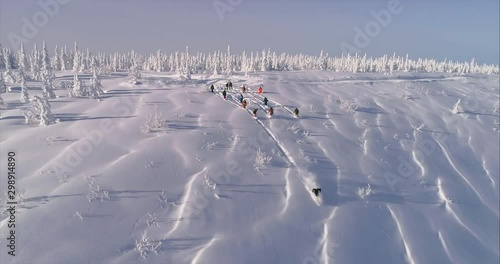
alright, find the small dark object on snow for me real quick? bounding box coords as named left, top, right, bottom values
left=222, top=90, right=227, bottom=99
left=263, top=97, right=268, bottom=105
left=253, top=109, right=258, bottom=117
left=294, top=108, right=299, bottom=116
left=210, top=84, right=214, bottom=93
left=312, top=188, right=321, bottom=197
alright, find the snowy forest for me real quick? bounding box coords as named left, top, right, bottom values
left=1, top=43, right=498, bottom=83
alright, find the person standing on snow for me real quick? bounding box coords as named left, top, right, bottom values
left=253, top=109, right=258, bottom=117
left=293, top=108, right=299, bottom=116
left=242, top=100, right=247, bottom=108
left=242, top=85, right=246, bottom=93
left=222, top=90, right=227, bottom=99
left=210, top=84, right=214, bottom=93
left=229, top=81, right=233, bottom=90
left=268, top=107, right=274, bottom=116
left=238, top=94, right=244, bottom=103
left=263, top=97, right=268, bottom=106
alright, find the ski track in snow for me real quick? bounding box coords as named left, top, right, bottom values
left=218, top=81, right=346, bottom=263
left=214, top=85, right=317, bottom=207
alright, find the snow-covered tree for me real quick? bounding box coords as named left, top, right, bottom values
left=452, top=99, right=463, bottom=114
left=254, top=148, right=272, bottom=173
left=60, top=46, right=68, bottom=71
left=0, top=72, right=6, bottom=94
left=84, top=48, right=91, bottom=71
left=20, top=71, right=29, bottom=103
left=30, top=45, right=42, bottom=81
left=89, top=58, right=104, bottom=98
left=73, top=42, right=81, bottom=72
left=183, top=46, right=192, bottom=79
left=225, top=45, right=233, bottom=76
left=0, top=72, right=5, bottom=108
left=23, top=95, right=55, bottom=126
left=4, top=47, right=13, bottom=71
left=128, top=65, right=142, bottom=84
left=52, top=46, right=61, bottom=71
left=41, top=41, right=56, bottom=99
left=70, top=73, right=86, bottom=97
left=155, top=49, right=163, bottom=72
left=260, top=49, right=268, bottom=71
left=140, top=105, right=166, bottom=134
left=18, top=43, right=29, bottom=74
left=0, top=45, right=5, bottom=69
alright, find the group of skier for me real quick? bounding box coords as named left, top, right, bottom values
left=210, top=82, right=299, bottom=118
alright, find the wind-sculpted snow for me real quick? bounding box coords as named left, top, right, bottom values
left=0, top=71, right=498, bottom=263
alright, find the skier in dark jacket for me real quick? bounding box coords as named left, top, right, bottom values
left=229, top=81, right=233, bottom=90
left=268, top=107, right=274, bottom=116
left=210, top=84, right=214, bottom=93
left=263, top=97, right=268, bottom=106
left=238, top=94, right=244, bottom=103
left=253, top=109, right=258, bottom=117
left=222, top=90, right=227, bottom=99
left=293, top=108, right=299, bottom=116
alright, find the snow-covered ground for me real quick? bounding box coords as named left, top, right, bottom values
left=0, top=70, right=499, bottom=263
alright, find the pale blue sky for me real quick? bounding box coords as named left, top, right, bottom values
left=0, top=0, right=498, bottom=64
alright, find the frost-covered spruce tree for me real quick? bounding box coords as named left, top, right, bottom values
left=30, top=45, right=42, bottom=81
left=31, top=95, right=55, bottom=126
left=20, top=71, right=30, bottom=103
left=0, top=72, right=6, bottom=94
left=52, top=46, right=61, bottom=71
left=0, top=72, right=5, bottom=108
left=128, top=65, right=142, bottom=84
left=111, top=53, right=118, bottom=72
left=84, top=48, right=91, bottom=71
left=184, top=46, right=192, bottom=79
left=212, top=52, right=218, bottom=75
left=0, top=45, right=5, bottom=69
left=89, top=58, right=104, bottom=98
left=3, top=47, right=12, bottom=71
left=60, top=46, right=67, bottom=71
left=18, top=43, right=29, bottom=74
left=155, top=49, right=163, bottom=72
left=41, top=42, right=56, bottom=99
left=73, top=42, right=81, bottom=72
left=452, top=99, right=463, bottom=114
left=260, top=49, right=268, bottom=71
left=225, top=45, right=233, bottom=76
left=71, top=73, right=86, bottom=97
